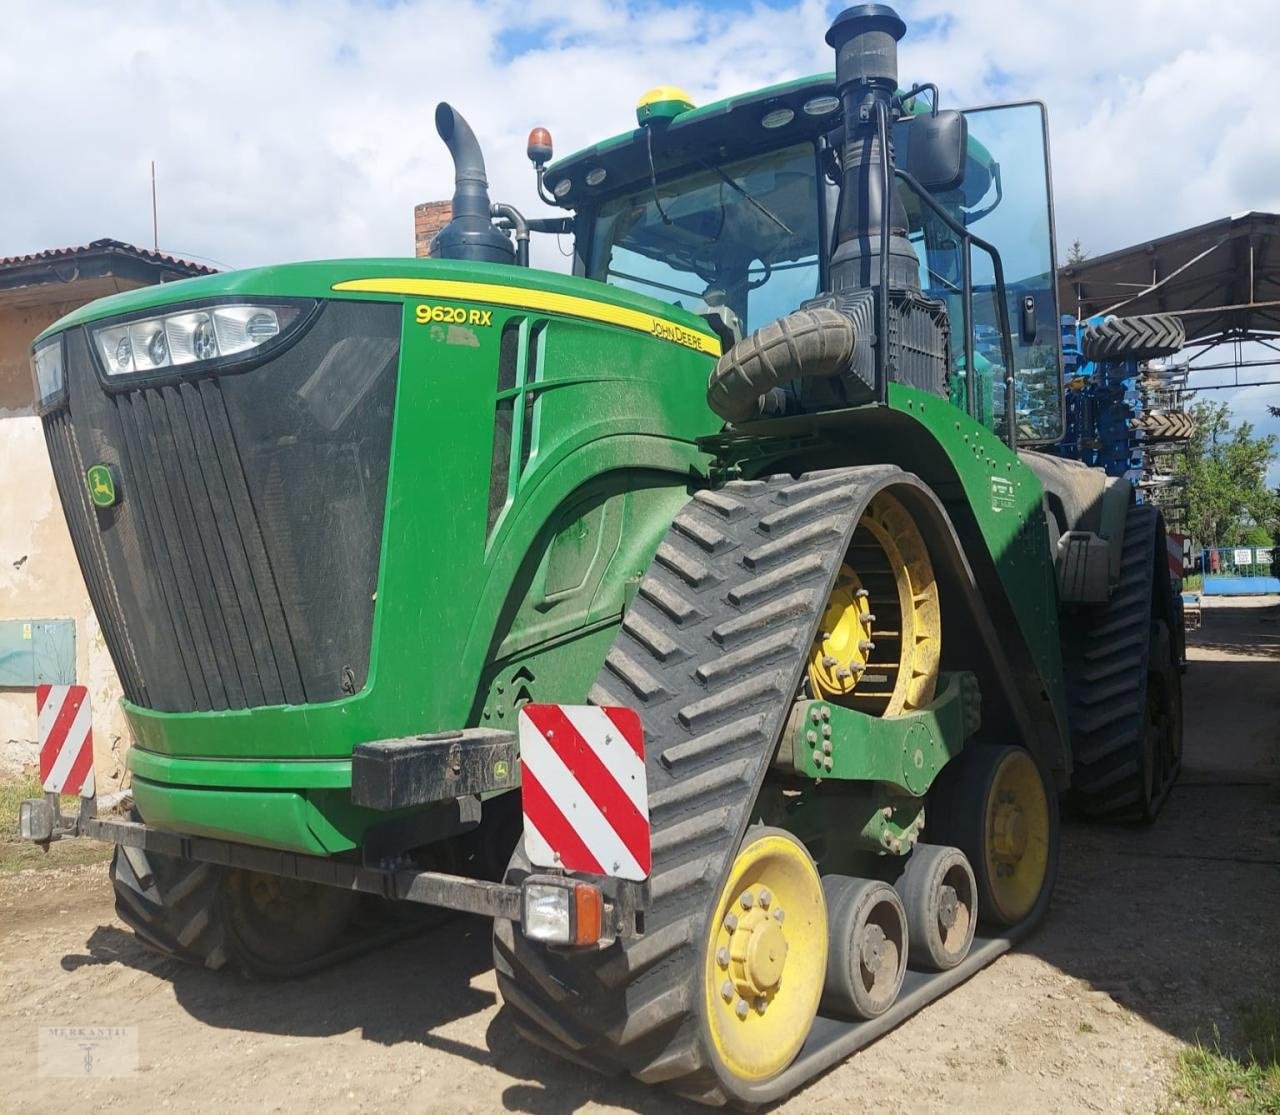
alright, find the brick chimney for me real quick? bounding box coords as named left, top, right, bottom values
left=414, top=201, right=452, bottom=257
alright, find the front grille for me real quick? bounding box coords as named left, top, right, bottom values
left=45, top=301, right=401, bottom=713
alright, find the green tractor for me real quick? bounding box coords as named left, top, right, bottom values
left=23, top=3, right=1182, bottom=1105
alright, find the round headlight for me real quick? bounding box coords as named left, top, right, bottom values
left=193, top=316, right=218, bottom=361
left=761, top=107, right=795, bottom=129
left=245, top=312, right=280, bottom=342
left=147, top=328, right=169, bottom=366
left=553, top=178, right=572, bottom=199
left=802, top=95, right=840, bottom=117
left=114, top=336, right=133, bottom=372
left=585, top=166, right=607, bottom=187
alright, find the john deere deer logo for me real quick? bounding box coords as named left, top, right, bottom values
left=85, top=465, right=119, bottom=509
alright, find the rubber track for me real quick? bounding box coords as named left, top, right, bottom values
left=1062, top=501, right=1169, bottom=818
left=494, top=465, right=904, bottom=1106
left=112, top=844, right=433, bottom=978
left=1080, top=313, right=1185, bottom=363
left=111, top=844, right=229, bottom=970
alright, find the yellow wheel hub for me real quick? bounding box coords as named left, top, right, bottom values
left=704, top=829, right=827, bottom=1083
left=983, top=750, right=1051, bottom=922
left=808, top=492, right=940, bottom=717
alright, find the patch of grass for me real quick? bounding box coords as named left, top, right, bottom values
left=1183, top=573, right=1205, bottom=592
left=0, top=773, right=112, bottom=875
left=1171, top=1004, right=1280, bottom=1114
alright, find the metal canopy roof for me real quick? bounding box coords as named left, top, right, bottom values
left=1056, top=211, right=1280, bottom=348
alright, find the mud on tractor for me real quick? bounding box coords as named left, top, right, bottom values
left=22, top=3, right=1182, bottom=1105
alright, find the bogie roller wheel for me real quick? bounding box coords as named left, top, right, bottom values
left=928, top=745, right=1058, bottom=927
left=821, top=876, right=908, bottom=1019
left=703, top=828, right=827, bottom=1083
left=894, top=844, right=976, bottom=971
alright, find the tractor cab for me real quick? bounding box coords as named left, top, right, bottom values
left=476, top=76, right=1064, bottom=443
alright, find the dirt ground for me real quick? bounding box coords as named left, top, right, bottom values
left=1, top=596, right=1276, bottom=1113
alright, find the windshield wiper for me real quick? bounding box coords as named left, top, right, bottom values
left=698, top=160, right=793, bottom=237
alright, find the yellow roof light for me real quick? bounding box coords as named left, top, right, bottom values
left=636, top=86, right=695, bottom=125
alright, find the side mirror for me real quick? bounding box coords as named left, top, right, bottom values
left=904, top=109, right=968, bottom=192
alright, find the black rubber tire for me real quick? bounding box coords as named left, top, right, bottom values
left=820, top=876, right=908, bottom=1020
left=220, top=869, right=358, bottom=977
left=494, top=468, right=906, bottom=1106
left=1081, top=314, right=1184, bottom=363
left=706, top=308, right=856, bottom=423
left=111, top=843, right=228, bottom=970
left=1062, top=501, right=1181, bottom=821
left=893, top=844, right=976, bottom=972
left=1130, top=410, right=1196, bottom=441
left=927, top=745, right=1060, bottom=929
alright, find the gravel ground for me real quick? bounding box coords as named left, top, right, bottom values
left=0, top=596, right=1276, bottom=1113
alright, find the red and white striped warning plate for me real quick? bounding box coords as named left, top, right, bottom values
left=37, top=684, right=95, bottom=797
left=518, top=704, right=650, bottom=881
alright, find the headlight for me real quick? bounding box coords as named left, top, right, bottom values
left=30, top=336, right=66, bottom=410
left=91, top=302, right=305, bottom=377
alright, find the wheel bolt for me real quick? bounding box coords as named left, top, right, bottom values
left=806, top=729, right=818, bottom=745
left=812, top=749, right=824, bottom=765
left=822, top=656, right=838, bottom=668
left=721, top=980, right=735, bottom=1002
left=859, top=640, right=876, bottom=652
left=717, top=947, right=729, bottom=967
left=755, top=997, right=767, bottom=1013
left=822, top=740, right=832, bottom=755
left=856, top=589, right=869, bottom=598
left=809, top=708, right=821, bottom=724
left=735, top=998, right=750, bottom=1019
left=758, top=889, right=772, bottom=909
left=724, top=913, right=738, bottom=931
left=836, top=667, right=851, bottom=679
left=819, top=707, right=831, bottom=722
left=739, top=891, right=754, bottom=910
left=863, top=612, right=877, bottom=624
left=773, top=908, right=785, bottom=923
left=822, top=724, right=832, bottom=738
left=823, top=757, right=833, bottom=772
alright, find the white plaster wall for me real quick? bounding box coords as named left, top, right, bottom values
left=1, top=303, right=133, bottom=788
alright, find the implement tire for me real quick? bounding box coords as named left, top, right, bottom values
left=1080, top=314, right=1184, bottom=363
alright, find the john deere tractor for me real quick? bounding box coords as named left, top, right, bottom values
left=23, top=3, right=1182, bottom=1105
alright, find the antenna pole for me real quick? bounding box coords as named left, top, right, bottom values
left=151, top=161, right=158, bottom=250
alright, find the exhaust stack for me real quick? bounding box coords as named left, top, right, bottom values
left=429, top=103, right=515, bottom=265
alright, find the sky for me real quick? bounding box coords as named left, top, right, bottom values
left=2, top=0, right=1277, bottom=472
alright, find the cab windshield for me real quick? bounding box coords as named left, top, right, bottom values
left=587, top=143, right=824, bottom=338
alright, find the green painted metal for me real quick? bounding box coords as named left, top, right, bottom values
left=130, top=779, right=361, bottom=854
left=27, top=256, right=720, bottom=848
left=786, top=672, right=980, bottom=791
left=128, top=748, right=352, bottom=790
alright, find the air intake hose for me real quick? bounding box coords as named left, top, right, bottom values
left=706, top=308, right=857, bottom=423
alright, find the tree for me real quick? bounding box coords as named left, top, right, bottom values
left=1064, top=238, right=1089, bottom=266
left=1177, top=401, right=1279, bottom=547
